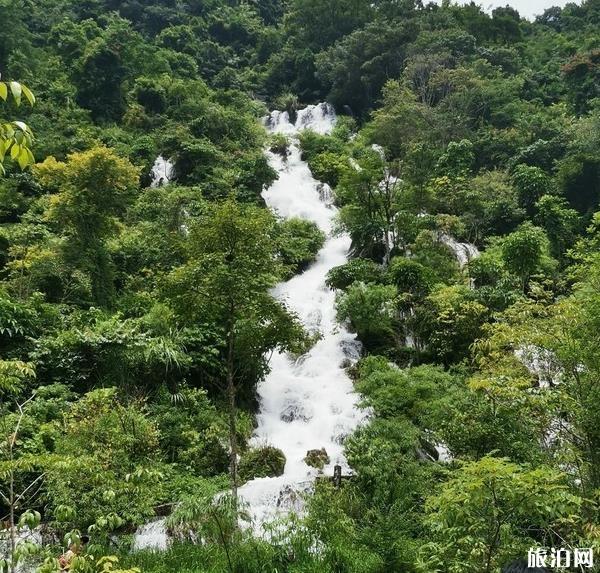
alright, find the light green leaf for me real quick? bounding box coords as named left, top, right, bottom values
left=11, top=143, right=20, bottom=160
left=21, top=84, right=35, bottom=106
left=12, top=120, right=29, bottom=133
left=18, top=148, right=30, bottom=170
left=9, top=82, right=22, bottom=106
left=0, top=82, right=7, bottom=101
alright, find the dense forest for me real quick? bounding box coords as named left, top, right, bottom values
left=1, top=0, right=600, bottom=571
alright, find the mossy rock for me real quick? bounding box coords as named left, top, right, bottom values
left=239, top=446, right=286, bottom=481
left=304, top=448, right=330, bottom=470
left=269, top=134, right=290, bottom=157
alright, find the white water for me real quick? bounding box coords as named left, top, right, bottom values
left=516, top=345, right=563, bottom=388
left=132, top=518, right=169, bottom=551
left=238, top=104, right=366, bottom=529
left=0, top=526, right=43, bottom=572
left=150, top=156, right=174, bottom=187
left=439, top=233, right=480, bottom=267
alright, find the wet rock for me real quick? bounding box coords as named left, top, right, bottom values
left=304, top=448, right=330, bottom=470
left=276, top=485, right=305, bottom=511
left=340, top=339, right=361, bottom=361
left=280, top=403, right=312, bottom=423
left=418, top=438, right=440, bottom=462
left=317, top=182, right=333, bottom=206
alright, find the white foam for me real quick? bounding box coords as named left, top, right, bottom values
left=132, top=518, right=169, bottom=551
left=150, top=156, right=174, bottom=187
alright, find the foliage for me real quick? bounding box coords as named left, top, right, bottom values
left=416, top=285, right=489, bottom=365
left=44, top=388, right=162, bottom=530
left=34, top=146, right=140, bottom=306
left=421, top=457, right=582, bottom=573
left=501, top=222, right=554, bottom=291
left=337, top=282, right=397, bottom=350
left=238, top=446, right=286, bottom=481
left=277, top=217, right=325, bottom=277
left=326, top=258, right=383, bottom=291
left=0, top=75, right=35, bottom=176
left=1, top=0, right=600, bottom=570
left=165, top=199, right=306, bottom=498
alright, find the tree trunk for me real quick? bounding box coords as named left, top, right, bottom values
left=9, top=468, right=15, bottom=573
left=227, top=373, right=238, bottom=502
left=226, top=325, right=238, bottom=504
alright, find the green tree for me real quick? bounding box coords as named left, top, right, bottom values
left=387, top=258, right=434, bottom=304
left=511, top=164, right=554, bottom=216
left=416, top=285, right=488, bottom=365
left=562, top=49, right=600, bottom=115
left=44, top=388, right=162, bottom=533
left=166, top=200, right=304, bottom=500
left=501, top=223, right=552, bottom=291
left=326, top=258, right=384, bottom=291
left=362, top=81, right=433, bottom=161
left=285, top=0, right=373, bottom=51
left=421, top=457, right=582, bottom=573
left=534, top=194, right=579, bottom=259
left=337, top=148, right=402, bottom=262
left=35, top=146, right=140, bottom=307
left=337, top=282, right=397, bottom=350
left=277, top=217, right=325, bottom=277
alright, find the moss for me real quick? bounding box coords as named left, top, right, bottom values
left=304, top=448, right=330, bottom=470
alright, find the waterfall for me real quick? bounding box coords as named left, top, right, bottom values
left=150, top=156, right=174, bottom=187
left=439, top=233, right=480, bottom=267
left=515, top=345, right=563, bottom=388
left=132, top=518, right=169, bottom=551
left=238, top=104, right=366, bottom=529
left=0, top=526, right=44, bottom=573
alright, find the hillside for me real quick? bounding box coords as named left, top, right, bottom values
left=1, top=1, right=600, bottom=572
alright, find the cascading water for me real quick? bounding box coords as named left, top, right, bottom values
left=150, top=156, right=174, bottom=187
left=132, top=519, right=169, bottom=551
left=439, top=233, right=480, bottom=267
left=238, top=103, right=366, bottom=529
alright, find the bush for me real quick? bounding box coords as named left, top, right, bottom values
left=150, top=388, right=229, bottom=478
left=45, top=388, right=162, bottom=531
left=307, top=151, right=348, bottom=187
left=387, top=258, right=434, bottom=301
left=278, top=218, right=326, bottom=277
left=326, top=259, right=383, bottom=290
left=298, top=130, right=343, bottom=163
left=238, top=446, right=286, bottom=481
left=336, top=282, right=397, bottom=350
left=269, top=133, right=290, bottom=157
left=411, top=231, right=460, bottom=284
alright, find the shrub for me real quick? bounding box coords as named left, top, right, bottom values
left=269, top=133, right=290, bottom=157
left=238, top=446, right=286, bottom=481
left=278, top=218, right=325, bottom=277
left=326, top=259, right=383, bottom=290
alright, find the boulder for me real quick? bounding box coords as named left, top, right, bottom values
left=304, top=448, right=330, bottom=470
